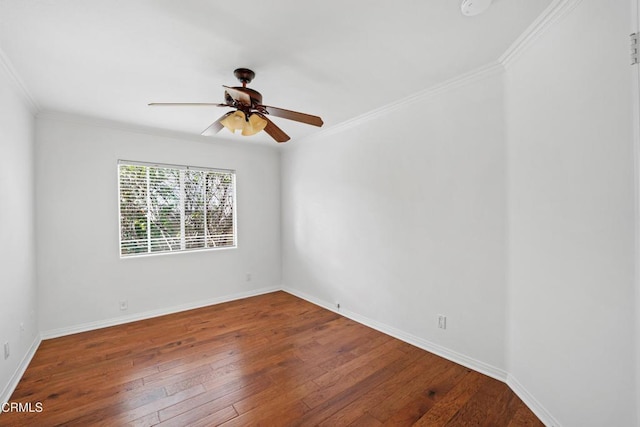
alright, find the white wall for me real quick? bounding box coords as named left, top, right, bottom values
left=281, top=70, right=509, bottom=375
left=0, top=62, right=38, bottom=401
left=4, top=2, right=638, bottom=425
left=35, top=115, right=281, bottom=334
left=505, top=1, right=637, bottom=425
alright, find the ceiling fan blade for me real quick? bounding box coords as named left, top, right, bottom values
left=261, top=105, right=323, bottom=127
left=222, top=86, right=252, bottom=106
left=148, top=102, right=228, bottom=107
left=201, top=112, right=233, bottom=136
left=256, top=113, right=290, bottom=143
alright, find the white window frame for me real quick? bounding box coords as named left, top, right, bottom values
left=117, top=160, right=237, bottom=258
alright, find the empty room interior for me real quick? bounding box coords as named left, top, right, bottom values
left=1, top=0, right=639, bottom=426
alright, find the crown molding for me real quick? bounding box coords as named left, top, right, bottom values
left=499, top=0, right=583, bottom=68
left=0, top=47, right=40, bottom=113
left=7, top=0, right=584, bottom=149
left=290, top=0, right=585, bottom=149
left=289, top=61, right=504, bottom=149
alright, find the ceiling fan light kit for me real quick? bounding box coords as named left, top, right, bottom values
left=220, top=110, right=268, bottom=136
left=460, top=0, right=492, bottom=16
left=149, top=68, right=323, bottom=143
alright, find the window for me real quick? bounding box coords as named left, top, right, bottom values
left=118, top=160, right=236, bottom=257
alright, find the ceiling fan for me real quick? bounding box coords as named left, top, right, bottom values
left=149, top=68, right=323, bottom=143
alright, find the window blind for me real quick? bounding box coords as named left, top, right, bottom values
left=118, top=161, right=236, bottom=257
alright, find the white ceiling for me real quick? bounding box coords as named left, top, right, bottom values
left=0, top=0, right=552, bottom=145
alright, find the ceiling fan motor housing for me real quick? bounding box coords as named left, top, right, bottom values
left=225, top=87, right=262, bottom=107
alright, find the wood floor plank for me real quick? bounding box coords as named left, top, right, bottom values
left=157, top=404, right=237, bottom=427
left=317, top=353, right=444, bottom=426
left=445, top=376, right=519, bottom=427
left=95, top=384, right=206, bottom=426
left=295, top=348, right=425, bottom=426
left=413, top=370, right=488, bottom=426
left=349, top=412, right=384, bottom=426
left=223, top=380, right=320, bottom=426
left=508, top=403, right=545, bottom=427
left=366, top=359, right=466, bottom=424
left=157, top=370, right=272, bottom=422
left=1, top=291, right=543, bottom=427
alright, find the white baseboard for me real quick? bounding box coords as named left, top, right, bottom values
left=282, top=286, right=508, bottom=382
left=16, top=286, right=559, bottom=427
left=40, top=286, right=280, bottom=339
left=507, top=374, right=562, bottom=427
left=283, top=286, right=564, bottom=426
left=0, top=334, right=41, bottom=404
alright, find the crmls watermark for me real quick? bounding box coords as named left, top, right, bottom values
left=1, top=402, right=44, bottom=413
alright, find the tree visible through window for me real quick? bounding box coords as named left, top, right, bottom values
left=118, top=161, right=236, bottom=257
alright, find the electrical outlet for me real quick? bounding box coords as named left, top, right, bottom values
left=246, top=272, right=252, bottom=281
left=3, top=342, right=9, bottom=360
left=20, top=322, right=24, bottom=333
left=438, top=315, right=447, bottom=330
left=119, top=300, right=128, bottom=311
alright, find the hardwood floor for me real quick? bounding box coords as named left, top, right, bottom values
left=2, top=291, right=543, bottom=426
